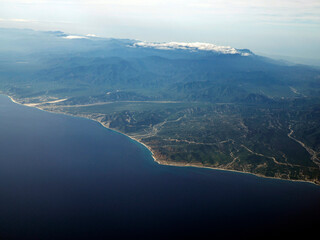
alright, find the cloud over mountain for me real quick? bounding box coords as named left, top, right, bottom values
left=134, top=41, right=251, bottom=56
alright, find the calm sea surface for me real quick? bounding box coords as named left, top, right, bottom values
left=0, top=94, right=319, bottom=239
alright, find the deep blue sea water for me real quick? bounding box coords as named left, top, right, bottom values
left=0, top=94, right=319, bottom=239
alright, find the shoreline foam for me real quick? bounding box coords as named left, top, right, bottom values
left=4, top=94, right=319, bottom=187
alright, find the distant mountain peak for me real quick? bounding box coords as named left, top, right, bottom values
left=133, top=41, right=252, bottom=56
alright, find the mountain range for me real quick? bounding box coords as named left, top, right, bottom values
left=0, top=28, right=319, bottom=184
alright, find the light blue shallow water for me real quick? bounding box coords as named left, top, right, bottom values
left=0, top=94, right=319, bottom=239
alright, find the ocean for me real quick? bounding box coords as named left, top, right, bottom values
left=0, top=94, right=319, bottom=239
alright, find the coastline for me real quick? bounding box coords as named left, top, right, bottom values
left=154, top=159, right=320, bottom=186
left=94, top=118, right=158, bottom=163
left=5, top=94, right=158, bottom=163
left=4, top=94, right=319, bottom=187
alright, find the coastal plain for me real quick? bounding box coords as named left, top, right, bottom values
left=8, top=96, right=320, bottom=185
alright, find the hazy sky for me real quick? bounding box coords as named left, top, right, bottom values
left=1, top=0, right=320, bottom=60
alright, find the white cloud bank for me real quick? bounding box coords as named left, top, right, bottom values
left=62, top=34, right=98, bottom=39
left=62, top=35, right=88, bottom=39
left=134, top=41, right=251, bottom=56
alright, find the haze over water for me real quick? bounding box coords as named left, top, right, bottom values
left=0, top=94, right=319, bottom=239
